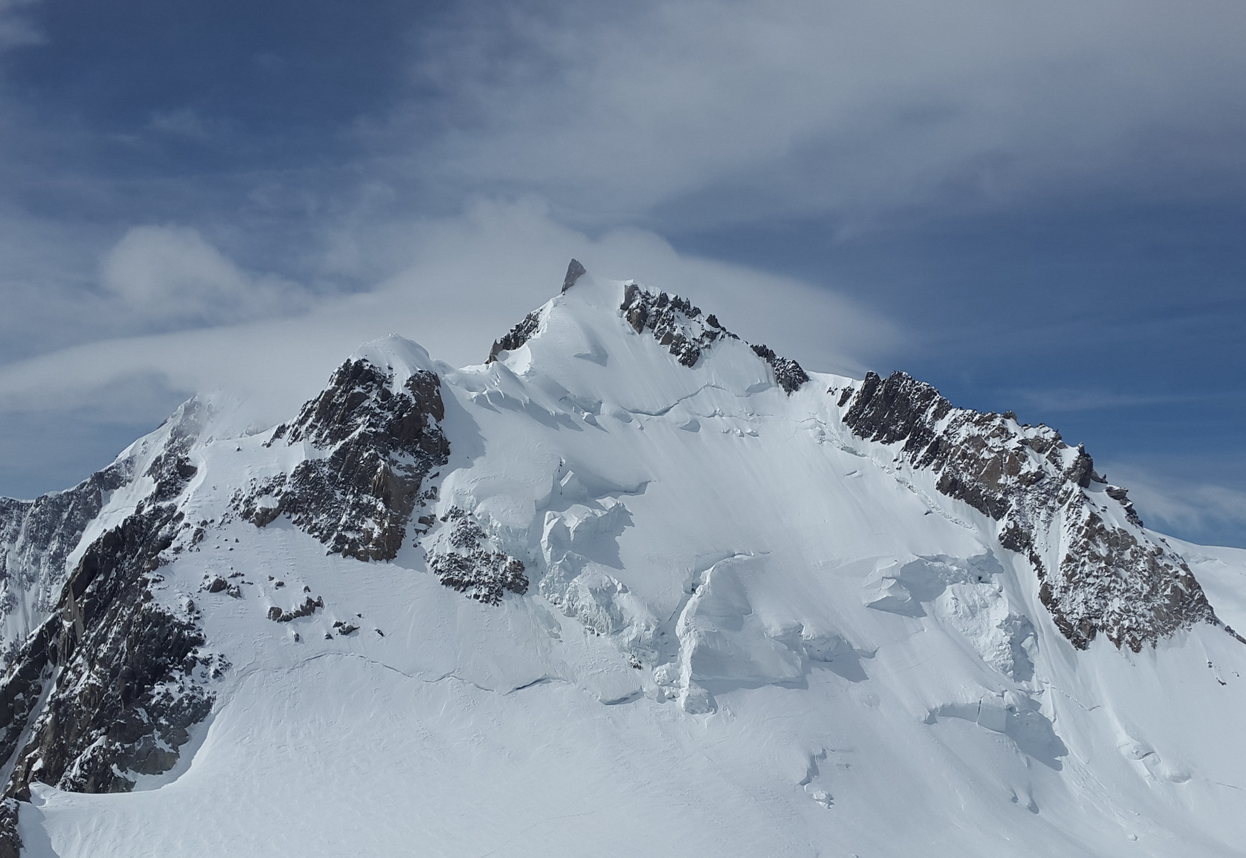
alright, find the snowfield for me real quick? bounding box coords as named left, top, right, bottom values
left=6, top=269, right=1246, bottom=857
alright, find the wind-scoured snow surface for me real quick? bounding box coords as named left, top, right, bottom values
left=3, top=268, right=1246, bottom=857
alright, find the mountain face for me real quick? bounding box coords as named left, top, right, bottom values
left=0, top=462, right=131, bottom=667
left=840, top=371, right=1225, bottom=652
left=238, top=356, right=450, bottom=563
left=0, top=261, right=1244, bottom=857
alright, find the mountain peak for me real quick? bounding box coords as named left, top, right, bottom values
left=561, top=257, right=587, bottom=293
left=488, top=263, right=810, bottom=396
left=349, top=334, right=438, bottom=384
left=0, top=260, right=1243, bottom=855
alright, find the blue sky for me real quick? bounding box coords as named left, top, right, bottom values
left=0, top=0, right=1243, bottom=547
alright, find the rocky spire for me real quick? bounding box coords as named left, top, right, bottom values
left=561, top=258, right=587, bottom=293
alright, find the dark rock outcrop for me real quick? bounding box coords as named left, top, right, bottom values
left=1104, top=485, right=1144, bottom=528
left=750, top=344, right=811, bottom=394
left=236, top=359, right=450, bottom=561
left=0, top=621, right=58, bottom=798
left=618, top=282, right=808, bottom=393
left=0, top=398, right=208, bottom=675
left=143, top=399, right=206, bottom=505
left=426, top=507, right=528, bottom=605
left=620, top=283, right=731, bottom=368
left=487, top=312, right=542, bottom=364
left=842, top=371, right=1221, bottom=652
left=0, top=799, right=18, bottom=858
left=0, top=397, right=213, bottom=852
left=0, top=460, right=133, bottom=666
left=267, top=596, right=323, bottom=623
left=484, top=260, right=588, bottom=362
left=562, top=258, right=587, bottom=293
left=0, top=498, right=216, bottom=818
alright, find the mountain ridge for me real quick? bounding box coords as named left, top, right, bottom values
left=0, top=260, right=1242, bottom=857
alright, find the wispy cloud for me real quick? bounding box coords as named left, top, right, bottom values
left=1106, top=462, right=1246, bottom=549
left=0, top=0, right=41, bottom=51
left=0, top=200, right=901, bottom=431
left=100, top=225, right=307, bottom=327
left=0, top=0, right=1239, bottom=549
left=380, top=0, right=1246, bottom=227
left=1003, top=388, right=1200, bottom=415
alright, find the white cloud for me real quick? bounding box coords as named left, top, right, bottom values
left=382, top=0, right=1246, bottom=226
left=99, top=225, right=307, bottom=326
left=1103, top=462, right=1246, bottom=547
left=0, top=200, right=900, bottom=432
left=1005, top=388, right=1194, bottom=415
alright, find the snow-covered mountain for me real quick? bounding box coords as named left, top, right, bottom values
left=1, top=262, right=1244, bottom=857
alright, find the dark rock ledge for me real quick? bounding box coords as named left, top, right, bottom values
left=749, top=343, right=811, bottom=395
left=562, top=258, right=587, bottom=293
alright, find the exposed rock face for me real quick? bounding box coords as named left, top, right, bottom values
left=0, top=397, right=216, bottom=851
left=842, top=371, right=1221, bottom=652
left=561, top=258, right=587, bottom=293
left=0, top=799, right=18, bottom=858
left=487, top=267, right=810, bottom=394
left=0, top=460, right=133, bottom=666
left=0, top=620, right=57, bottom=799
left=1104, top=484, right=1143, bottom=528
left=267, top=596, right=323, bottom=623
left=620, top=283, right=733, bottom=368
left=750, top=344, right=810, bottom=394
left=618, top=282, right=808, bottom=393
left=237, top=359, right=450, bottom=561
left=486, top=260, right=589, bottom=362
left=425, top=507, right=528, bottom=605
left=487, top=311, right=542, bottom=364
left=0, top=399, right=208, bottom=678
left=0, top=492, right=217, bottom=825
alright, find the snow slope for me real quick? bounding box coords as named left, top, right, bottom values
left=5, top=267, right=1246, bottom=857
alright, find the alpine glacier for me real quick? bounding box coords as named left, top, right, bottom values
left=0, top=262, right=1244, bottom=857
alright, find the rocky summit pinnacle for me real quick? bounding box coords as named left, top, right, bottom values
left=0, top=262, right=1242, bottom=857
left=561, top=258, right=587, bottom=293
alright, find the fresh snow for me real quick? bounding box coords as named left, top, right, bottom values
left=12, top=271, right=1246, bottom=856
